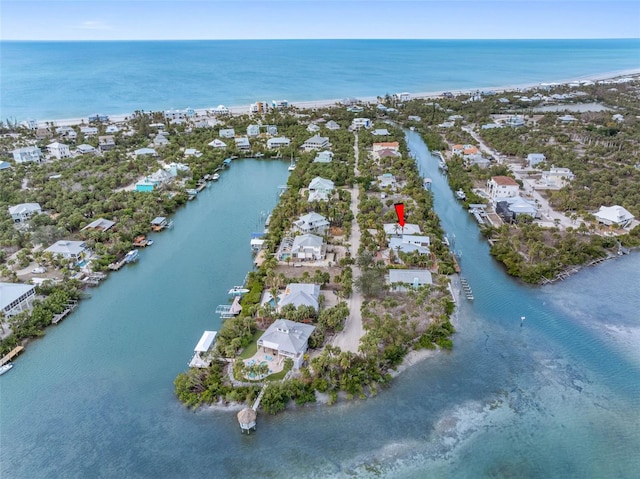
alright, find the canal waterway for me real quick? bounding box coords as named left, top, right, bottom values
left=1, top=137, right=639, bottom=478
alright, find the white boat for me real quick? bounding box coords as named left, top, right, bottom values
left=146, top=240, right=154, bottom=246
left=228, top=286, right=250, bottom=296
left=124, top=250, right=139, bottom=263
left=0, top=363, right=13, bottom=376
left=211, top=173, right=220, bottom=181
left=455, top=189, right=467, bottom=200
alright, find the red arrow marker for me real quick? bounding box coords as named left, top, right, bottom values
left=394, top=203, right=405, bottom=227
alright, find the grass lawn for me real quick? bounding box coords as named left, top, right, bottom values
left=238, top=330, right=264, bottom=359
left=266, top=361, right=292, bottom=381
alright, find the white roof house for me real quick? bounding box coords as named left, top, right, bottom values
left=189, top=330, right=218, bottom=368
left=44, top=240, right=87, bottom=261
left=257, top=319, right=316, bottom=369
left=47, top=142, right=71, bottom=159
left=325, top=120, right=340, bottom=130
left=247, top=125, right=260, bottom=137
left=388, top=269, right=433, bottom=291
left=496, top=197, right=538, bottom=218
left=153, top=134, right=169, bottom=146
left=134, top=147, right=157, bottom=158
left=293, top=212, right=330, bottom=235
left=302, top=135, right=330, bottom=151
left=372, top=128, right=390, bottom=136
left=308, top=177, right=335, bottom=202
left=313, top=151, right=334, bottom=163
left=208, top=139, right=227, bottom=149
left=80, top=126, right=98, bottom=136
left=235, top=137, right=251, bottom=150
left=219, top=128, right=235, bottom=138
left=307, top=123, right=321, bottom=133
left=76, top=144, right=96, bottom=155
left=291, top=234, right=325, bottom=261
left=594, top=205, right=635, bottom=228
left=81, top=218, right=116, bottom=232
left=377, top=173, right=397, bottom=189
left=211, top=105, right=230, bottom=115
left=266, top=137, right=291, bottom=149
left=12, top=146, right=42, bottom=164
left=351, top=118, right=372, bottom=129
left=277, top=283, right=320, bottom=312
left=8, top=203, right=42, bottom=223
left=527, top=153, right=546, bottom=168
left=184, top=148, right=203, bottom=158
left=541, top=167, right=575, bottom=188
left=389, top=237, right=430, bottom=256
left=0, top=282, right=36, bottom=318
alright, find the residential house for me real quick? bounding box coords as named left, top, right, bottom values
left=407, top=115, right=422, bottom=122
left=135, top=179, right=156, bottom=192
left=558, top=114, right=577, bottom=123
left=12, top=146, right=42, bottom=164
left=377, top=173, right=397, bottom=190
left=208, top=139, right=227, bottom=149
left=211, top=105, right=230, bottom=115
left=47, top=142, right=71, bottom=159
left=164, top=162, right=190, bottom=177
left=235, top=137, right=251, bottom=150
left=388, top=237, right=430, bottom=256
left=81, top=218, right=116, bottom=232
left=306, top=123, right=321, bottom=133
left=219, top=128, right=235, bottom=138
left=134, top=147, right=157, bottom=158
left=313, top=150, right=334, bottom=163
left=44, top=240, right=88, bottom=262
left=266, top=137, right=291, bottom=149
left=612, top=114, right=624, bottom=123
left=325, top=120, right=340, bottom=130
left=594, top=205, right=635, bottom=228
left=266, top=125, right=278, bottom=136
left=0, top=161, right=11, bottom=171
left=527, top=153, right=546, bottom=168
left=371, top=128, right=390, bottom=136
left=271, top=100, right=288, bottom=109
left=80, top=126, right=98, bottom=136
left=308, top=177, right=335, bottom=202
left=351, top=118, right=372, bottom=129
left=465, top=154, right=491, bottom=168
left=372, top=142, right=399, bottom=153
left=153, top=134, right=169, bottom=147
left=8, top=203, right=42, bottom=223
left=250, top=101, right=269, bottom=114
left=76, top=144, right=96, bottom=155
left=184, top=148, right=203, bottom=158
left=505, top=115, right=525, bottom=127
left=293, top=212, right=330, bottom=235
left=246, top=125, right=260, bottom=137
left=387, top=269, right=433, bottom=291
left=495, top=197, right=538, bottom=221
left=302, top=135, right=330, bottom=151
left=395, top=92, right=411, bottom=102
left=277, top=284, right=320, bottom=313
left=541, top=167, right=575, bottom=188
left=347, top=105, right=364, bottom=113
left=164, top=109, right=185, bottom=121
left=481, top=123, right=502, bottom=130
left=105, top=125, right=120, bottom=133
left=291, top=234, right=325, bottom=261
left=88, top=113, right=109, bottom=122
left=0, top=282, right=36, bottom=318
left=22, top=119, right=38, bottom=130
left=257, top=318, right=315, bottom=369
left=452, top=144, right=478, bottom=156
left=487, top=176, right=520, bottom=202
left=98, top=135, right=116, bottom=152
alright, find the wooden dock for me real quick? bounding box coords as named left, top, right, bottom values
left=108, top=258, right=126, bottom=270
left=0, top=345, right=24, bottom=366
left=52, top=300, right=79, bottom=325
left=460, top=278, right=474, bottom=300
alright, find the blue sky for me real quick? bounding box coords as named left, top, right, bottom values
left=1, top=1, right=639, bottom=40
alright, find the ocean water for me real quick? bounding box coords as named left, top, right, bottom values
left=1, top=39, right=639, bottom=121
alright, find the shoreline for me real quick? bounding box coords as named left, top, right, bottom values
left=32, top=68, right=640, bottom=128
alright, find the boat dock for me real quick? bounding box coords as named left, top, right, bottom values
left=108, top=258, right=126, bottom=270
left=0, top=345, right=24, bottom=366
left=460, top=277, right=474, bottom=300
left=468, top=204, right=488, bottom=225
left=52, top=300, right=79, bottom=324
left=215, top=296, right=243, bottom=320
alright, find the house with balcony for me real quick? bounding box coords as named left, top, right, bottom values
left=487, top=176, right=520, bottom=202
left=47, top=142, right=71, bottom=159
left=313, top=151, right=334, bottom=163
left=351, top=118, right=372, bottom=129
left=277, top=283, right=320, bottom=313
left=267, top=137, right=291, bottom=149
left=246, top=124, right=260, bottom=137
left=0, top=282, right=36, bottom=318
left=293, top=212, right=330, bottom=235
left=12, top=146, right=42, bottom=164
left=44, top=240, right=88, bottom=262
left=308, top=177, right=335, bottom=202
left=527, top=153, right=546, bottom=168
left=541, top=167, right=575, bottom=188
left=257, top=319, right=315, bottom=369
left=291, top=234, right=325, bottom=261
left=594, top=205, right=635, bottom=228
left=219, top=128, right=235, bottom=138
left=302, top=135, right=330, bottom=151
left=98, top=135, right=116, bottom=152
left=8, top=203, right=42, bottom=223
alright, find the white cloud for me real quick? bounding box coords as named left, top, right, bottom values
left=75, top=20, right=112, bottom=30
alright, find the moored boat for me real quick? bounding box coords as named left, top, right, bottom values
left=455, top=189, right=467, bottom=200
left=124, top=250, right=139, bottom=263
left=228, top=286, right=250, bottom=296
left=0, top=362, right=13, bottom=376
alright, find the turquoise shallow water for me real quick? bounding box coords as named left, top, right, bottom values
left=1, top=39, right=639, bottom=120
left=1, top=142, right=639, bottom=477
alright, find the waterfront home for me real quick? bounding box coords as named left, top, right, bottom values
left=135, top=179, right=156, bottom=192
left=293, top=212, right=330, bottom=235
left=487, top=176, right=520, bottom=202
left=395, top=92, right=411, bottom=102
left=495, top=197, right=538, bottom=222
left=527, top=153, right=546, bottom=168
left=246, top=125, right=260, bottom=137
left=56, top=126, right=75, bottom=136
left=148, top=169, right=174, bottom=185
left=277, top=283, right=320, bottom=312
left=541, top=167, right=575, bottom=188
left=383, top=223, right=422, bottom=237
left=44, top=240, right=88, bottom=262
left=88, top=113, right=109, bottom=122
left=387, top=269, right=433, bottom=291
left=313, top=150, right=334, bottom=163
left=208, top=139, right=227, bottom=149
left=465, top=153, right=491, bottom=168
left=0, top=282, right=36, bottom=318
left=351, top=118, right=372, bottom=129
left=81, top=218, right=116, bottom=232
left=105, top=125, right=120, bottom=133
left=35, top=127, right=51, bottom=140
left=266, top=137, right=291, bottom=149
left=325, top=120, right=340, bottom=130
left=184, top=148, right=203, bottom=158
left=219, top=128, right=235, bottom=138
left=98, top=135, right=116, bottom=152
left=372, top=128, right=390, bottom=136
left=211, top=105, right=230, bottom=115
left=302, top=135, right=330, bottom=151
left=164, top=162, right=190, bottom=177
left=272, top=100, right=288, bottom=109
left=612, top=113, right=624, bottom=123
left=235, top=137, right=251, bottom=150
left=134, top=147, right=157, bottom=158
left=80, top=126, right=98, bottom=136
left=291, top=234, right=325, bottom=261
left=250, top=101, right=269, bottom=114
left=189, top=331, right=218, bottom=368
left=76, top=144, right=96, bottom=155
left=308, top=177, right=335, bottom=202
left=594, top=205, right=635, bottom=228
left=388, top=236, right=430, bottom=257
left=151, top=217, right=169, bottom=231
left=12, top=146, right=42, bottom=164
left=347, top=105, right=364, bottom=113
left=8, top=203, right=42, bottom=223
left=372, top=142, right=399, bottom=153
left=22, top=119, right=38, bottom=130
left=452, top=144, right=478, bottom=156
left=257, top=319, right=315, bottom=369
left=164, top=109, right=185, bottom=121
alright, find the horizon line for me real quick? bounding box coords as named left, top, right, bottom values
left=2, top=37, right=639, bottom=42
